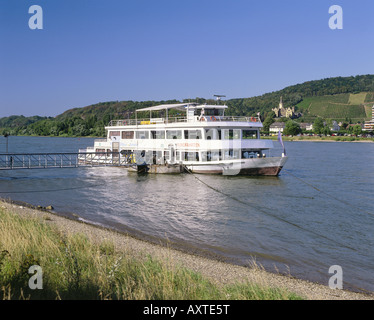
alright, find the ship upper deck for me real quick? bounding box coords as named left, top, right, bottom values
left=107, top=103, right=262, bottom=127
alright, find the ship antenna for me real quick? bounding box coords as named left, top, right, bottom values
left=214, top=94, right=226, bottom=105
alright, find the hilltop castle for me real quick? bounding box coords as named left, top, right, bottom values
left=272, top=97, right=300, bottom=119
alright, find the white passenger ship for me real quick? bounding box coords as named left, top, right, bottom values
left=82, top=102, right=288, bottom=175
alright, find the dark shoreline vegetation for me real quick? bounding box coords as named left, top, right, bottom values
left=263, top=135, right=374, bottom=142
left=1, top=75, right=374, bottom=138
left=0, top=203, right=302, bottom=300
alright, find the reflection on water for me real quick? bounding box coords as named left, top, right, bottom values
left=1, top=136, right=374, bottom=292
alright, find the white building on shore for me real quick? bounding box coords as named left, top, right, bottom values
left=269, top=122, right=286, bottom=133
left=364, top=105, right=374, bottom=131
left=299, top=123, right=313, bottom=131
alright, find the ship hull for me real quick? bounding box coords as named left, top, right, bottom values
left=186, top=156, right=288, bottom=176
left=126, top=156, right=288, bottom=176
left=127, top=163, right=184, bottom=174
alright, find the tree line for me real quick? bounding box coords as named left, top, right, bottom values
left=0, top=115, right=105, bottom=137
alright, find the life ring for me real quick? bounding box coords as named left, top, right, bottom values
left=122, top=120, right=126, bottom=125
left=211, top=116, right=217, bottom=121
left=200, top=116, right=206, bottom=122
left=250, top=117, right=257, bottom=122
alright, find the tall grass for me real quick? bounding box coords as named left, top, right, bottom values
left=0, top=206, right=301, bottom=300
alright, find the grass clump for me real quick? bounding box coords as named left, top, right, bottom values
left=0, top=206, right=302, bottom=300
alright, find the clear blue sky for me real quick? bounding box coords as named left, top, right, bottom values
left=0, top=0, right=373, bottom=117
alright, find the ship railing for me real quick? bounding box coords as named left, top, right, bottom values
left=91, top=139, right=107, bottom=143
left=77, top=152, right=127, bottom=166
left=79, top=147, right=95, bottom=153
left=107, top=116, right=261, bottom=126
left=108, top=119, right=137, bottom=126
left=108, top=117, right=187, bottom=126
left=207, top=116, right=261, bottom=122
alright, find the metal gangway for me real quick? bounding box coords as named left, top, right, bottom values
left=0, top=152, right=131, bottom=170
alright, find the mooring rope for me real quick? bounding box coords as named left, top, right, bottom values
left=283, top=168, right=374, bottom=218
left=182, top=165, right=356, bottom=251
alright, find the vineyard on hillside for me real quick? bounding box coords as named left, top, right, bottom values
left=296, top=92, right=373, bottom=121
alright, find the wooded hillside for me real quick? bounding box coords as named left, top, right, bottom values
left=1, top=75, right=373, bottom=137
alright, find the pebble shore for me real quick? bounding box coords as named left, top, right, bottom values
left=2, top=200, right=373, bottom=300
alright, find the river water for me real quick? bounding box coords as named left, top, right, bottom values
left=1, top=136, right=374, bottom=293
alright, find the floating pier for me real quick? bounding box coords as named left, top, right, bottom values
left=0, top=152, right=186, bottom=174
left=0, top=152, right=128, bottom=170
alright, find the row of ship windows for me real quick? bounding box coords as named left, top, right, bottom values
left=95, top=149, right=264, bottom=162
left=109, top=129, right=259, bottom=140
left=171, top=150, right=264, bottom=161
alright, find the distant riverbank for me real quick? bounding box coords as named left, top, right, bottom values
left=263, top=135, right=374, bottom=143
left=3, top=133, right=374, bottom=144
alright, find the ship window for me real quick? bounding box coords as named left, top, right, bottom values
left=166, top=130, right=182, bottom=139
left=223, top=149, right=240, bottom=159
left=176, top=151, right=181, bottom=161
left=151, top=130, right=165, bottom=139
left=242, top=150, right=259, bottom=158
left=205, top=129, right=221, bottom=140
left=224, top=129, right=240, bottom=140
left=153, top=151, right=163, bottom=164
left=135, top=131, right=149, bottom=139
left=95, top=148, right=105, bottom=155
left=205, top=109, right=220, bottom=116
left=122, top=131, right=134, bottom=139
left=109, top=131, right=120, bottom=137
left=184, top=130, right=202, bottom=139
left=201, top=150, right=221, bottom=162
left=242, top=130, right=258, bottom=139
left=182, top=152, right=199, bottom=162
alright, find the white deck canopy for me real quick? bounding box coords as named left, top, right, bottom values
left=135, top=103, right=228, bottom=113
left=135, top=103, right=229, bottom=122
left=136, top=103, right=194, bottom=113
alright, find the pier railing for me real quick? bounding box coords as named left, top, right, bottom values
left=0, top=152, right=130, bottom=170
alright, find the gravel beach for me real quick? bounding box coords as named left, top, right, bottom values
left=1, top=200, right=373, bottom=300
